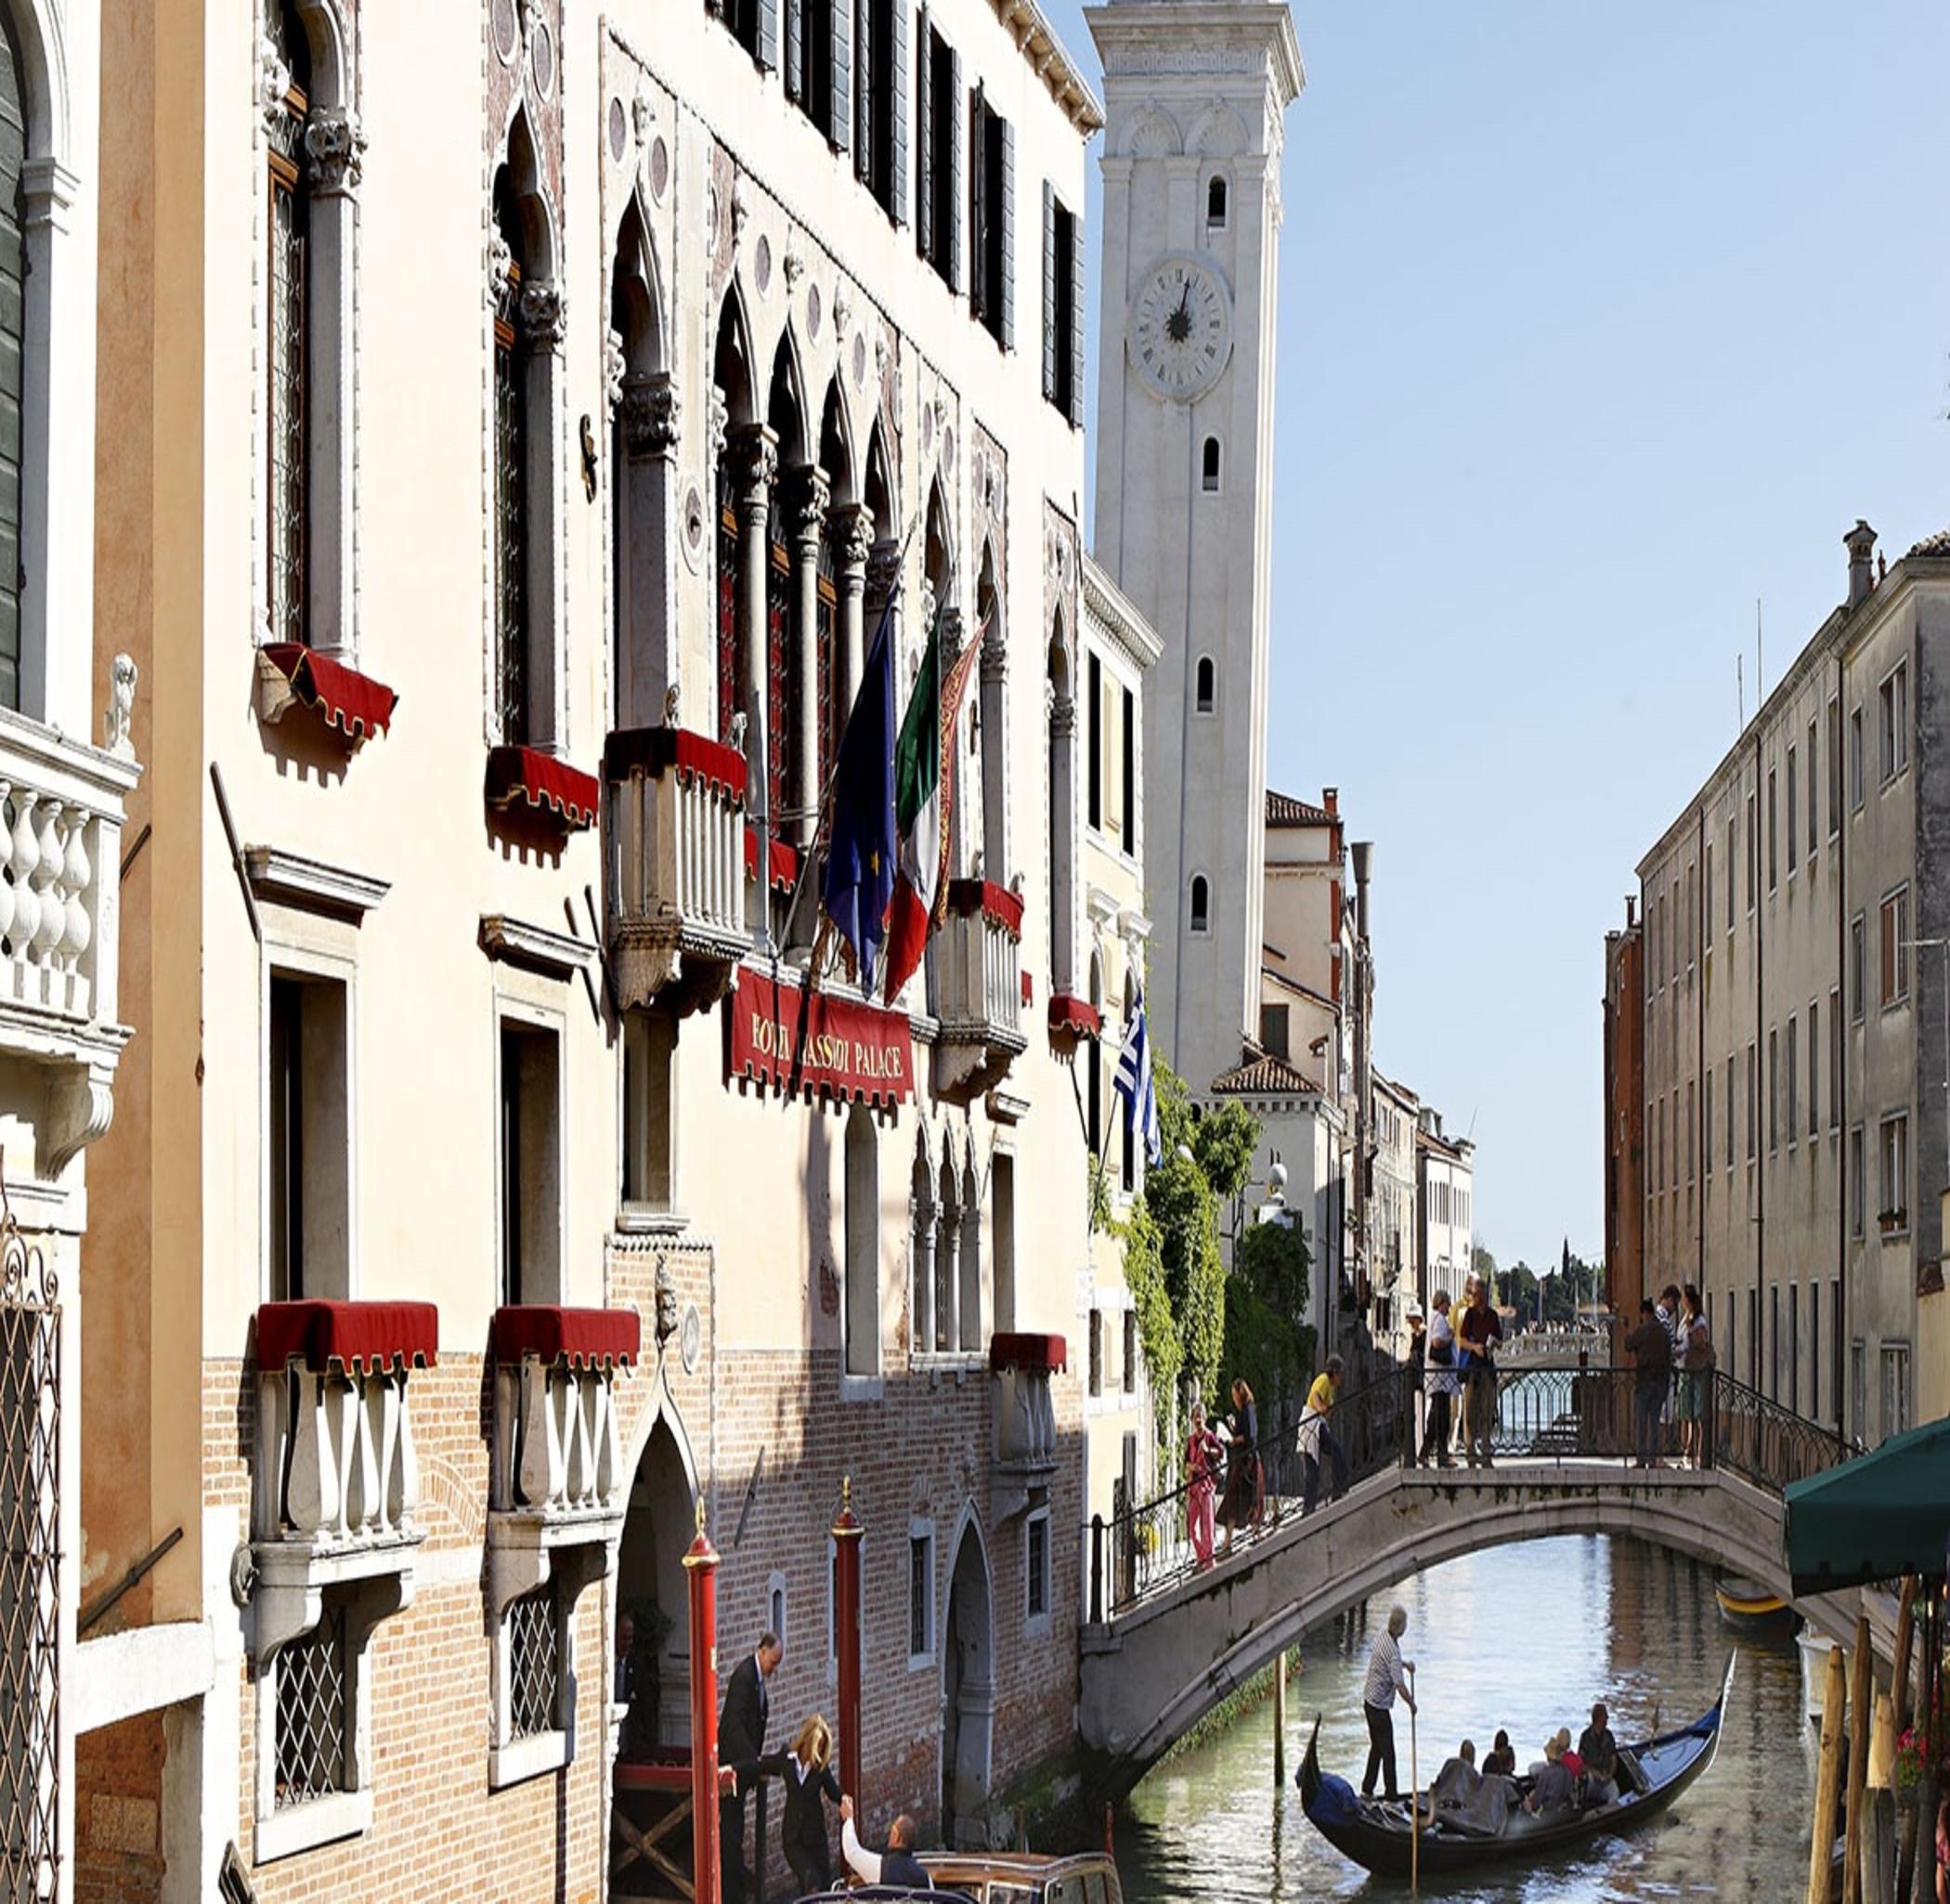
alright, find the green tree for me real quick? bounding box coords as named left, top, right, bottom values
left=1225, top=1215, right=1315, bottom=1411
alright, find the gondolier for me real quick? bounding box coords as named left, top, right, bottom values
left=1360, top=1605, right=1417, bottom=1803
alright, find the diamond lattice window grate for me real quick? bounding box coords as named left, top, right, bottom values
left=275, top=1602, right=349, bottom=1808
left=508, top=1587, right=560, bottom=1740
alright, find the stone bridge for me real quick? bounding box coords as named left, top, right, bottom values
left=1076, top=1460, right=1856, bottom=1801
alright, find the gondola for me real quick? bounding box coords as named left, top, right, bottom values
left=1297, top=1655, right=1733, bottom=1879
left=1714, top=1574, right=1794, bottom=1638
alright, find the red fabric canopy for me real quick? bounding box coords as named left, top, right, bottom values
left=485, top=745, right=600, bottom=830
left=945, top=880, right=1024, bottom=940
left=259, top=643, right=398, bottom=743
left=743, top=826, right=800, bottom=894
left=990, top=1332, right=1068, bottom=1375
left=489, top=1304, right=640, bottom=1369
left=1020, top=972, right=1034, bottom=1007
left=604, top=726, right=748, bottom=802
left=256, top=1300, right=439, bottom=1376
left=1047, top=993, right=1101, bottom=1040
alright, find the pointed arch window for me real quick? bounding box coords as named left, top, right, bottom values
left=266, top=1, right=310, bottom=650
left=492, top=175, right=532, bottom=743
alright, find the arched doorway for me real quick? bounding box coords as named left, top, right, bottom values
left=940, top=1518, right=994, bottom=1848
left=616, top=1414, right=696, bottom=1746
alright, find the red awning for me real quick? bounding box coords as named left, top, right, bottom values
left=256, top=1299, right=439, bottom=1376
left=257, top=644, right=398, bottom=743
left=990, top=1332, right=1068, bottom=1375
left=489, top=1304, right=641, bottom=1370
left=730, top=967, right=914, bottom=1106
left=485, top=744, right=600, bottom=830
left=945, top=879, right=1024, bottom=940
left=1020, top=971, right=1034, bottom=1008
left=1047, top=993, right=1101, bottom=1040
left=604, top=726, right=748, bottom=803
left=743, top=826, right=800, bottom=894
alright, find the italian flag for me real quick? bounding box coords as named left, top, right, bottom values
left=882, top=599, right=982, bottom=1004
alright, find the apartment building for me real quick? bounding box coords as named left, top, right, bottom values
left=74, top=0, right=1112, bottom=1897
left=1632, top=521, right=1950, bottom=1446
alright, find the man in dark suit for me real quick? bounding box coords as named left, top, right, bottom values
left=719, top=1630, right=782, bottom=1904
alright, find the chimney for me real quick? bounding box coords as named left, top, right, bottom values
left=1322, top=787, right=1338, bottom=817
left=1845, top=519, right=1878, bottom=610
left=1351, top=840, right=1373, bottom=942
left=1626, top=894, right=1637, bottom=929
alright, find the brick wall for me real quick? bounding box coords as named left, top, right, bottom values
left=73, top=1713, right=166, bottom=1904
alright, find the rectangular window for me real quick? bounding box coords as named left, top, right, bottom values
left=267, top=971, right=351, bottom=1305
left=1746, top=1043, right=1757, bottom=1162
left=992, top=1154, right=1016, bottom=1333
left=1828, top=697, right=1842, bottom=835
left=274, top=1597, right=349, bottom=1809
left=1829, top=989, right=1841, bottom=1128
left=1851, top=1340, right=1866, bottom=1444
left=499, top=1019, right=563, bottom=1308
left=1830, top=1283, right=1843, bottom=1432
left=907, top=1528, right=935, bottom=1663
left=1852, top=914, right=1866, bottom=1022
left=1704, top=1068, right=1714, bottom=1179
left=1807, top=999, right=1819, bottom=1140
left=622, top=1008, right=677, bottom=1216
left=1025, top=1509, right=1051, bottom=1625
left=266, top=79, right=309, bottom=653
left=1687, top=1079, right=1696, bottom=1183
left=1785, top=1017, right=1798, bottom=1145
left=1787, top=1284, right=1800, bottom=1415
left=856, top=0, right=908, bottom=224
left=1880, top=886, right=1911, bottom=1007
left=1042, top=188, right=1083, bottom=424
left=1850, top=705, right=1865, bottom=808
left=1122, top=686, right=1137, bottom=856
left=1769, top=1284, right=1780, bottom=1402
left=1724, top=1053, right=1736, bottom=1168
left=1086, top=651, right=1102, bottom=829
left=1809, top=1280, right=1821, bottom=1423
left=1786, top=747, right=1798, bottom=875
left=1724, top=815, right=1736, bottom=934
left=1259, top=1003, right=1290, bottom=1061
left=1746, top=789, right=1758, bottom=909
left=1878, top=1113, right=1908, bottom=1226
left=1123, top=1311, right=1138, bottom=1393
left=968, top=88, right=1013, bottom=347
left=1881, top=1342, right=1911, bottom=1441
left=1878, top=662, right=1908, bottom=784
left=915, top=22, right=961, bottom=289
left=1849, top=1125, right=1865, bottom=1237
left=1767, top=768, right=1777, bottom=891
left=1088, top=1309, right=1104, bottom=1397
left=788, top=0, right=837, bottom=137
left=1746, top=1288, right=1757, bottom=1389
left=1807, top=716, right=1819, bottom=856
left=506, top=1583, right=564, bottom=1741
left=1767, top=1026, right=1778, bottom=1153
left=1704, top=840, right=1713, bottom=941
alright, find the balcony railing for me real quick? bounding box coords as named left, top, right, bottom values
left=991, top=1333, right=1064, bottom=1518
left=933, top=880, right=1027, bottom=1103
left=604, top=726, right=750, bottom=1012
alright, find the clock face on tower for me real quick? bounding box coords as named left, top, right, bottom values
left=1129, top=254, right=1233, bottom=403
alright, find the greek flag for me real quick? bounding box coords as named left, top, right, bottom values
left=1113, top=984, right=1162, bottom=1167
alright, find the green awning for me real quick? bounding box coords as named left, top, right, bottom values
left=1783, top=1414, right=1950, bottom=1593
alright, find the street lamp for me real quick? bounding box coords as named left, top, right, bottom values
left=1904, top=936, right=1950, bottom=1202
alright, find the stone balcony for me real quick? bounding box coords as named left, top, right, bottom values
left=604, top=725, right=751, bottom=1012
left=932, top=880, right=1027, bottom=1104
left=249, top=1300, right=438, bottom=1656
left=486, top=1304, right=638, bottom=1621
left=0, top=688, right=141, bottom=1194
left=991, top=1332, right=1066, bottom=1519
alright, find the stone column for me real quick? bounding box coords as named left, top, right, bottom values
left=617, top=371, right=682, bottom=730
left=783, top=464, right=830, bottom=848
left=834, top=504, right=876, bottom=723
left=518, top=280, right=570, bottom=750
left=727, top=424, right=777, bottom=936
left=980, top=632, right=1008, bottom=880
left=1047, top=687, right=1076, bottom=993
left=937, top=1196, right=961, bottom=1353
left=867, top=538, right=904, bottom=696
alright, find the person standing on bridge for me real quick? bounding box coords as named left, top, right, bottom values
left=1421, top=1291, right=1459, bottom=1468
left=1459, top=1281, right=1503, bottom=1467
left=1360, top=1604, right=1417, bottom=1804
left=1300, top=1356, right=1347, bottom=1512
left=1625, top=1297, right=1672, bottom=1468
left=1186, top=1401, right=1224, bottom=1569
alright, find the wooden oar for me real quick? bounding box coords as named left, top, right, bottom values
left=1409, top=1664, right=1420, bottom=1894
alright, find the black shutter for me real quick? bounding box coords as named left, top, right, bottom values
left=1040, top=181, right=1057, bottom=402
left=0, top=27, right=23, bottom=710
left=999, top=117, right=1015, bottom=350
left=1067, top=204, right=1086, bottom=426
left=968, top=86, right=987, bottom=320
left=757, top=0, right=781, bottom=70
left=890, top=0, right=909, bottom=225
left=1087, top=653, right=1102, bottom=829
left=1122, top=686, right=1136, bottom=854
left=914, top=9, right=931, bottom=257
left=831, top=0, right=852, bottom=151
left=853, top=0, right=872, bottom=185
left=784, top=0, right=803, bottom=98
left=946, top=45, right=963, bottom=293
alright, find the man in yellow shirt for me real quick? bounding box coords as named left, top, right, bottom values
left=1298, top=1355, right=1346, bottom=1512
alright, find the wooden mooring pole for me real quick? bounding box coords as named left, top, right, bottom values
left=1808, top=1642, right=1847, bottom=1904
left=1844, top=1614, right=1872, bottom=1904
left=1272, top=1650, right=1287, bottom=1785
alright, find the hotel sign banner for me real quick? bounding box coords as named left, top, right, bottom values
left=728, top=970, right=914, bottom=1107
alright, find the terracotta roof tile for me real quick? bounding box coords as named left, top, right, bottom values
left=1266, top=789, right=1333, bottom=828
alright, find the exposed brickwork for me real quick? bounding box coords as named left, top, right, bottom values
left=73, top=1713, right=165, bottom=1904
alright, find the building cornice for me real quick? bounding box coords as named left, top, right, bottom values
left=992, top=0, right=1106, bottom=133
left=1085, top=2, right=1305, bottom=108
left=1081, top=552, right=1164, bottom=670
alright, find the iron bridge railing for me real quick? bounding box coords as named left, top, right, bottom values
left=1088, top=1363, right=1855, bottom=1619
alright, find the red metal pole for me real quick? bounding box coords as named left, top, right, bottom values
left=685, top=1500, right=722, bottom=1904
left=833, top=1474, right=864, bottom=1806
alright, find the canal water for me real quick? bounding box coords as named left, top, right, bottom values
left=1118, top=1534, right=1814, bottom=1904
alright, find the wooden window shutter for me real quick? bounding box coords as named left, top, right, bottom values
left=784, top=0, right=803, bottom=98
left=830, top=0, right=852, bottom=151
left=1067, top=205, right=1086, bottom=426
left=946, top=45, right=964, bottom=293
left=1881, top=898, right=1896, bottom=1004
left=890, top=0, right=909, bottom=225
left=758, top=0, right=782, bottom=71
left=852, top=0, right=871, bottom=182
left=968, top=86, right=987, bottom=318
left=914, top=9, right=932, bottom=259
left=1040, top=182, right=1057, bottom=401
left=999, top=117, right=1016, bottom=350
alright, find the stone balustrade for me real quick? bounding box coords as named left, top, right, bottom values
left=604, top=725, right=751, bottom=1011
left=933, top=879, right=1027, bottom=1103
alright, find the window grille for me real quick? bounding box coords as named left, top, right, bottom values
left=275, top=1601, right=349, bottom=1807
left=266, top=0, right=309, bottom=648
left=508, top=1586, right=561, bottom=1740
left=493, top=306, right=529, bottom=744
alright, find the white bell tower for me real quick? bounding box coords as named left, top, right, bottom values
left=1086, top=0, right=1302, bottom=1093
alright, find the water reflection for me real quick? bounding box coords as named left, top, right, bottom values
left=1119, top=1535, right=1813, bottom=1904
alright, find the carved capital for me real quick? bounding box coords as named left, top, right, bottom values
left=725, top=424, right=778, bottom=512
left=46, top=1060, right=117, bottom=1181
left=865, top=538, right=903, bottom=606
left=518, top=280, right=569, bottom=353
left=257, top=35, right=292, bottom=119
left=707, top=385, right=729, bottom=465
left=488, top=232, right=516, bottom=319
left=836, top=503, right=877, bottom=576
left=622, top=373, right=682, bottom=458
left=782, top=465, right=831, bottom=550
left=604, top=328, right=626, bottom=415
left=1049, top=694, right=1077, bottom=739
left=981, top=630, right=1008, bottom=684
left=305, top=108, right=368, bottom=196
left=939, top=605, right=966, bottom=662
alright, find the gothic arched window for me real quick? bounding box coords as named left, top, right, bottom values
left=1195, top=655, right=1216, bottom=714
left=1206, top=176, right=1228, bottom=228
left=1190, top=874, right=1211, bottom=934
left=265, top=0, right=312, bottom=650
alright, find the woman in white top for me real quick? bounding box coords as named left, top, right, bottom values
left=1420, top=1290, right=1460, bottom=1468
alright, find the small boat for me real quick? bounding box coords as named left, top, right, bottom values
left=1297, top=1656, right=1732, bottom=1879
left=1715, top=1575, right=1794, bottom=1638
left=792, top=1849, right=1123, bottom=1904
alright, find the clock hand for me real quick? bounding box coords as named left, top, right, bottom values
left=1175, top=281, right=1190, bottom=329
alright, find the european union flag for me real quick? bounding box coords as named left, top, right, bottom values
left=822, top=598, right=900, bottom=990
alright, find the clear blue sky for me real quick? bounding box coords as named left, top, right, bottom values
left=1041, top=0, right=1950, bottom=1274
